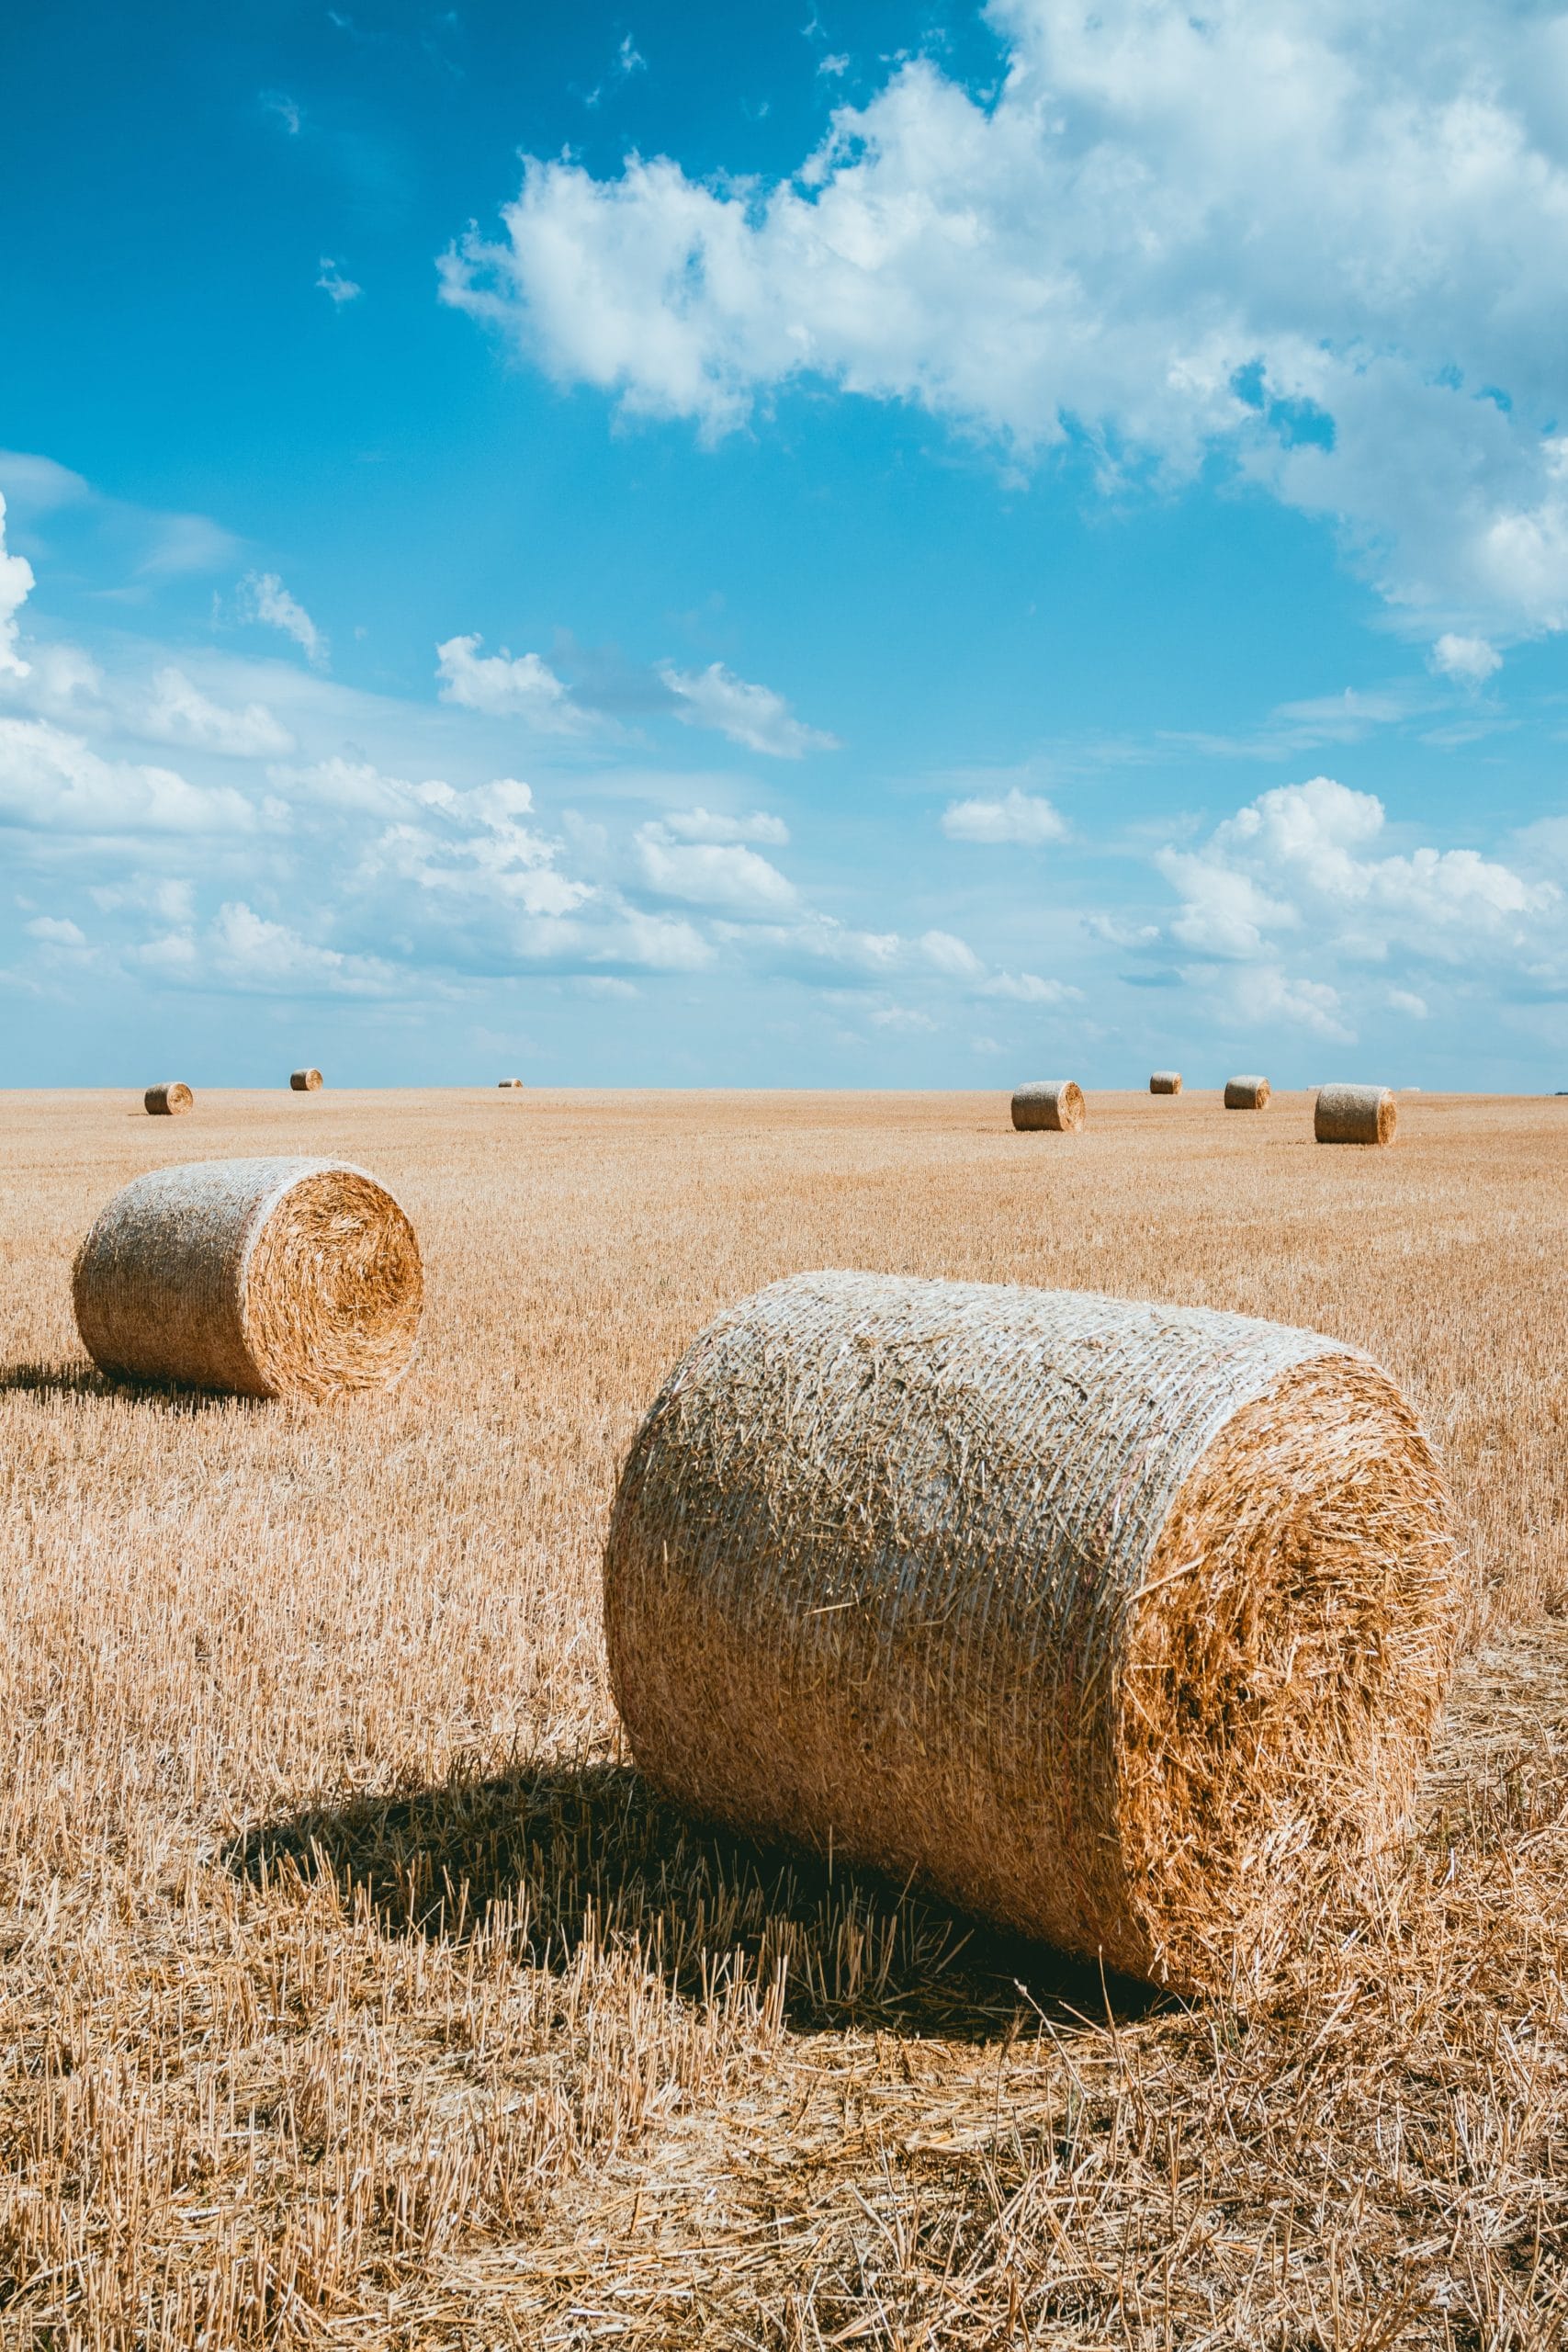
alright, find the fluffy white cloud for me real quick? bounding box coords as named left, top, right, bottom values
left=657, top=661, right=839, bottom=757
left=0, top=716, right=254, bottom=836
left=444, top=0, right=1568, bottom=635
left=1430, top=632, right=1503, bottom=687
left=919, top=927, right=984, bottom=978
left=26, top=914, right=86, bottom=948
left=941, top=786, right=1066, bottom=845
left=240, top=572, right=327, bottom=667
left=141, top=902, right=397, bottom=996
left=1158, top=775, right=1557, bottom=963
left=434, top=634, right=603, bottom=733
left=982, top=970, right=1082, bottom=1003
left=140, top=668, right=295, bottom=758
left=636, top=820, right=797, bottom=914
left=317, top=258, right=362, bottom=306
left=0, top=493, right=35, bottom=678
left=661, top=804, right=789, bottom=845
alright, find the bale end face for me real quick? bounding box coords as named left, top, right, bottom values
left=290, top=1068, right=323, bottom=1092
left=1149, top=1072, right=1182, bottom=1095
left=1011, top=1080, right=1086, bottom=1132
left=73, top=1157, right=423, bottom=1400
left=1224, top=1075, right=1271, bottom=1110
left=1315, top=1082, right=1397, bottom=1147
left=144, top=1082, right=193, bottom=1116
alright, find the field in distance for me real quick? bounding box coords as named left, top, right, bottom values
left=1, top=1087, right=1565, bottom=2345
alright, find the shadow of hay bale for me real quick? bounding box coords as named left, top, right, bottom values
left=223, top=1758, right=1166, bottom=2040
left=0, top=1359, right=264, bottom=1413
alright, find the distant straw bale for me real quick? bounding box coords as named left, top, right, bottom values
left=290, top=1069, right=323, bottom=1092
left=1224, top=1075, right=1271, bottom=1109
left=498, top=1079, right=525, bottom=1090
left=1149, top=1072, right=1182, bottom=1095
left=1316, top=1082, right=1397, bottom=1147
left=1011, top=1080, right=1085, bottom=1132
left=143, top=1082, right=192, bottom=1117
left=604, top=1271, right=1460, bottom=1996
left=73, top=1158, right=423, bottom=1401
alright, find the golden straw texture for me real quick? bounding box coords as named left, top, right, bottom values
left=290, top=1068, right=323, bottom=1091
left=1224, top=1075, right=1271, bottom=1109
left=1149, top=1071, right=1182, bottom=1094
left=1316, top=1082, right=1397, bottom=1146
left=143, top=1082, right=193, bottom=1117
left=73, top=1157, right=423, bottom=1400
left=604, top=1270, right=1461, bottom=1996
left=1011, top=1080, right=1085, bottom=1132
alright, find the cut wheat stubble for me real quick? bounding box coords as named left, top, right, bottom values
left=1010, top=1080, right=1086, bottom=1132
left=143, top=1082, right=193, bottom=1117
left=1317, top=1082, right=1398, bottom=1147
left=72, top=1157, right=423, bottom=1400
left=604, top=1271, right=1462, bottom=1996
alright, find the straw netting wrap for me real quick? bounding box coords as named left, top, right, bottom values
left=1224, top=1075, right=1270, bottom=1109
left=144, top=1082, right=193, bottom=1117
left=73, top=1157, right=423, bottom=1401
left=604, top=1271, right=1460, bottom=1995
left=1011, top=1080, right=1085, bottom=1132
left=1316, top=1083, right=1397, bottom=1147
left=1149, top=1072, right=1182, bottom=1095
left=290, top=1068, right=323, bottom=1091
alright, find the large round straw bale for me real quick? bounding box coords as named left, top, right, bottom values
left=290, top=1068, right=323, bottom=1091
left=144, top=1082, right=193, bottom=1117
left=604, top=1271, right=1459, bottom=1995
left=1316, top=1082, right=1397, bottom=1146
left=1011, top=1080, right=1085, bottom=1132
left=498, top=1078, right=525, bottom=1090
left=1149, top=1071, right=1182, bottom=1095
left=73, top=1158, right=423, bottom=1400
left=1224, top=1074, right=1270, bottom=1109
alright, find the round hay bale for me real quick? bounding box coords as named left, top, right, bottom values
left=1316, top=1082, right=1397, bottom=1147
left=290, top=1068, right=323, bottom=1092
left=604, top=1271, right=1460, bottom=1995
left=1149, top=1071, right=1182, bottom=1095
left=498, top=1079, right=525, bottom=1090
left=1224, top=1074, right=1270, bottom=1110
left=73, top=1158, right=423, bottom=1400
left=144, top=1082, right=193, bottom=1117
left=1011, top=1080, right=1085, bottom=1132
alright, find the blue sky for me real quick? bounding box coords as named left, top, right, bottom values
left=3, top=0, right=1566, bottom=1088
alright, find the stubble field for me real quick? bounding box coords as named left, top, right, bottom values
left=1, top=1085, right=1566, bottom=2348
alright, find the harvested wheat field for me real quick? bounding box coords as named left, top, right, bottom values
left=1, top=1085, right=1566, bottom=2348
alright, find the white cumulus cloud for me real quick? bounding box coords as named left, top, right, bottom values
left=0, top=492, right=36, bottom=678
left=239, top=572, right=327, bottom=667
left=637, top=821, right=798, bottom=914
left=657, top=661, right=839, bottom=757
left=442, top=0, right=1568, bottom=636
left=1430, top=632, right=1503, bottom=687
left=941, top=786, right=1066, bottom=845
left=435, top=633, right=602, bottom=733
left=661, top=805, right=790, bottom=845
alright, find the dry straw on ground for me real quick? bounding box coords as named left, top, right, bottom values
left=1224, top=1073, right=1271, bottom=1109
left=1148, top=1070, right=1181, bottom=1093
left=1011, top=1078, right=1085, bottom=1131
left=290, top=1067, right=323, bottom=1091
left=142, top=1081, right=192, bottom=1116
left=73, top=1155, right=423, bottom=1400
left=1318, top=1080, right=1398, bottom=1146
left=606, top=1271, right=1461, bottom=1996
left=2, top=1088, right=1567, bottom=2346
